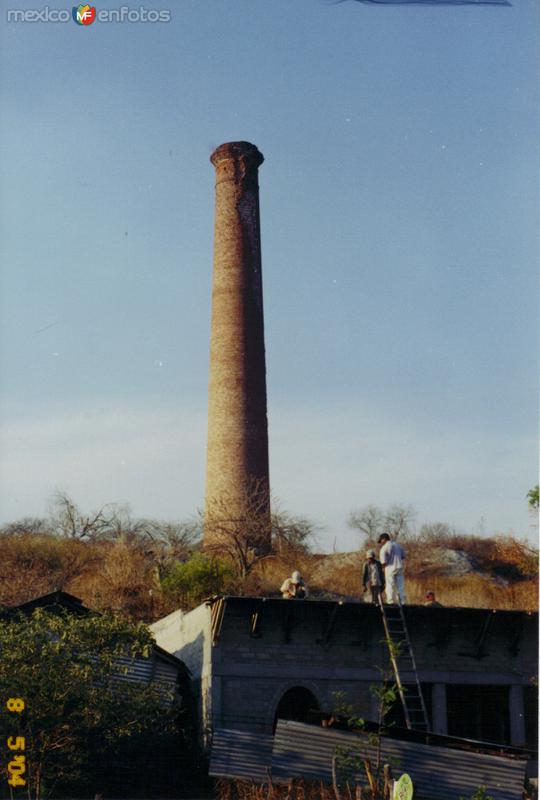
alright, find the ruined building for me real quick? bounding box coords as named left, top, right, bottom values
left=204, top=142, right=271, bottom=551
left=151, top=597, right=537, bottom=799
left=152, top=598, right=538, bottom=751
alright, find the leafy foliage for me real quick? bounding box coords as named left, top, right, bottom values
left=527, top=485, right=539, bottom=511
left=330, top=680, right=400, bottom=799
left=0, top=609, right=182, bottom=798
left=161, top=552, right=237, bottom=606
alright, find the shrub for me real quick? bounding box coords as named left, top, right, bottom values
left=160, top=552, right=237, bottom=609
left=0, top=609, right=184, bottom=798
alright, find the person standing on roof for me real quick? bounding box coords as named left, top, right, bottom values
left=280, top=571, right=308, bottom=599
left=378, top=533, right=406, bottom=604
left=362, top=549, right=384, bottom=605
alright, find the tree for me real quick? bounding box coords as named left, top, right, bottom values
left=347, top=505, right=384, bottom=541
left=0, top=609, right=183, bottom=798
left=418, top=521, right=455, bottom=542
left=132, top=518, right=201, bottom=579
left=527, top=485, right=539, bottom=511
left=348, top=503, right=415, bottom=542
left=272, top=509, right=316, bottom=555
left=384, top=503, right=415, bottom=540
left=204, top=481, right=316, bottom=582
left=49, top=489, right=125, bottom=540
left=0, top=517, right=52, bottom=536
left=203, top=478, right=273, bottom=581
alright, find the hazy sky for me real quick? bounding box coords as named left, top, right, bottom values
left=1, top=0, right=538, bottom=550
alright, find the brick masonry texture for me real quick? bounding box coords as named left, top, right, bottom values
left=204, top=142, right=270, bottom=548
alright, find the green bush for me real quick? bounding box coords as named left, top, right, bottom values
left=161, top=553, right=236, bottom=608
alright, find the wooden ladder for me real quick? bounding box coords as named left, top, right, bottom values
left=378, top=597, right=430, bottom=732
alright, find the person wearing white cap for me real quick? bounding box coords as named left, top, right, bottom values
left=280, top=570, right=308, bottom=599
left=362, top=549, right=384, bottom=605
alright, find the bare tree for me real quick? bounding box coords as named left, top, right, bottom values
left=272, top=510, right=316, bottom=556
left=203, top=479, right=271, bottom=581
left=418, top=521, right=455, bottom=542
left=0, top=517, right=52, bottom=536
left=348, top=503, right=415, bottom=542
left=347, top=505, right=384, bottom=541
left=49, top=490, right=125, bottom=540
left=384, top=503, right=415, bottom=540
left=128, top=519, right=202, bottom=580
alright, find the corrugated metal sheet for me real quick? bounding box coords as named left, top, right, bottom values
left=272, top=720, right=527, bottom=800
left=209, top=728, right=273, bottom=783
left=112, top=654, right=177, bottom=685
left=153, top=657, right=180, bottom=686
left=113, top=654, right=154, bottom=683
left=109, top=655, right=178, bottom=706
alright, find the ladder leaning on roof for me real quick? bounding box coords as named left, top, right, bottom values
left=378, top=596, right=430, bottom=733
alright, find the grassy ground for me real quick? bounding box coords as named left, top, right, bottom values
left=0, top=527, right=537, bottom=618
left=246, top=533, right=538, bottom=611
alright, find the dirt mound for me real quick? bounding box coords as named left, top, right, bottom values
left=411, top=546, right=475, bottom=577
left=310, top=551, right=362, bottom=584
left=309, top=546, right=476, bottom=584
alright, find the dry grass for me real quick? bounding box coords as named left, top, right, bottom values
left=0, top=526, right=537, bottom=617
left=306, top=557, right=538, bottom=611
left=244, top=553, right=320, bottom=597
left=406, top=574, right=538, bottom=610
left=409, top=532, right=538, bottom=579
left=215, top=775, right=538, bottom=800
left=69, top=539, right=159, bottom=618
left=0, top=532, right=96, bottom=606
left=216, top=778, right=354, bottom=800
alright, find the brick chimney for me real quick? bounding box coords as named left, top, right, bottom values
left=204, top=142, right=271, bottom=552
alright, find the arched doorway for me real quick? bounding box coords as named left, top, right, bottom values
left=273, top=686, right=320, bottom=731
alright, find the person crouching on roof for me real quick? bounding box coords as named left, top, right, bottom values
left=362, top=549, right=384, bottom=605
left=280, top=571, right=308, bottom=599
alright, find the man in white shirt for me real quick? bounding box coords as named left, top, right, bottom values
left=377, top=533, right=406, bottom=604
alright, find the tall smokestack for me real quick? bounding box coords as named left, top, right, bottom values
left=204, top=141, right=271, bottom=551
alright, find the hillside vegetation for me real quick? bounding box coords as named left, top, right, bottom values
left=0, top=494, right=537, bottom=620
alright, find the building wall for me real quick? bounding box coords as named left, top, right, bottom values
left=152, top=598, right=538, bottom=749
left=151, top=603, right=213, bottom=742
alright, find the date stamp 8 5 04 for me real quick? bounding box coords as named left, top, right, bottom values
left=5, top=698, right=26, bottom=789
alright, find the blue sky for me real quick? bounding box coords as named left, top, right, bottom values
left=1, top=0, right=538, bottom=549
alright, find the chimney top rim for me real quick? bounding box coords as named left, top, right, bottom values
left=210, top=141, right=264, bottom=167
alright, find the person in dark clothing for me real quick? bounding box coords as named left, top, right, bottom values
left=424, top=590, right=443, bottom=607
left=362, top=549, right=384, bottom=604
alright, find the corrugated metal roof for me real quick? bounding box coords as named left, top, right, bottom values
left=272, top=720, right=527, bottom=800
left=209, top=728, right=273, bottom=783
